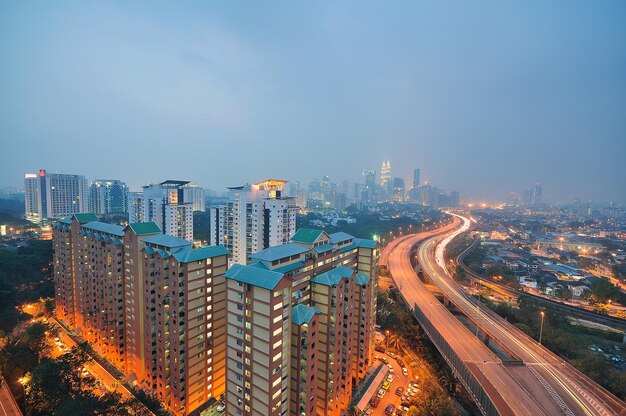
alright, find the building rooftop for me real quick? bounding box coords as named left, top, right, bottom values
left=173, top=245, right=229, bottom=263
left=224, top=264, right=285, bottom=290
left=72, top=213, right=100, bottom=223
left=143, top=234, right=192, bottom=249
left=82, top=221, right=125, bottom=237
left=249, top=243, right=309, bottom=262
left=356, top=273, right=370, bottom=285
left=313, top=244, right=334, bottom=254
left=353, top=238, right=378, bottom=249
left=292, top=304, right=320, bottom=326
left=126, top=222, right=161, bottom=235
left=329, top=231, right=355, bottom=244
left=291, top=228, right=327, bottom=244
left=311, top=265, right=354, bottom=286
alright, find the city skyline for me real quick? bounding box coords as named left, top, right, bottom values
left=2, top=2, right=625, bottom=203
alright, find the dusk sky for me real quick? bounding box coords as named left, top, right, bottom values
left=1, top=1, right=625, bottom=203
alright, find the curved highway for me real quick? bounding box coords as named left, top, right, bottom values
left=382, top=213, right=626, bottom=416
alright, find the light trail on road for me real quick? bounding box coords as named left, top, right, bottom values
left=382, top=213, right=626, bottom=416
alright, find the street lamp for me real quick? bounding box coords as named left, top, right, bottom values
left=539, top=311, right=545, bottom=345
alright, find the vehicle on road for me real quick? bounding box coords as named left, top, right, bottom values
left=395, top=386, right=404, bottom=396
left=387, top=364, right=394, bottom=373
left=384, top=404, right=395, bottom=415
left=381, top=357, right=389, bottom=365
left=386, top=374, right=394, bottom=383
left=377, top=388, right=386, bottom=398
left=382, top=380, right=391, bottom=391
left=402, top=367, right=408, bottom=376
left=388, top=352, right=397, bottom=359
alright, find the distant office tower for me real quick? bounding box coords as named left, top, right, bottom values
left=332, top=191, right=347, bottom=210
left=24, top=169, right=88, bottom=224
left=224, top=229, right=378, bottom=416
left=380, top=160, right=392, bottom=187
left=531, top=184, right=543, bottom=207
left=89, top=179, right=128, bottom=215
left=418, top=184, right=432, bottom=206
left=53, top=214, right=229, bottom=415
left=182, top=183, right=205, bottom=212
left=128, top=180, right=194, bottom=241
left=209, top=180, right=298, bottom=264
left=390, top=177, right=405, bottom=202
left=449, top=191, right=460, bottom=207
left=413, top=168, right=421, bottom=188
left=362, top=170, right=377, bottom=205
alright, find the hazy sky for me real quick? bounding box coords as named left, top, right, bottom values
left=1, top=1, right=625, bottom=203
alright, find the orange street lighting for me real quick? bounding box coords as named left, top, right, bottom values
left=539, top=311, right=545, bottom=345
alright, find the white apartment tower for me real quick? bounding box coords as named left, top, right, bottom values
left=209, top=179, right=298, bottom=264
left=128, top=180, right=194, bottom=241
left=24, top=169, right=88, bottom=224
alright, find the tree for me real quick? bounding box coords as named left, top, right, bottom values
left=589, top=277, right=620, bottom=304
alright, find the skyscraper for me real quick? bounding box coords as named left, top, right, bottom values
left=224, top=229, right=378, bottom=416
left=89, top=179, right=129, bottom=215
left=531, top=184, right=543, bottom=207
left=128, top=180, right=194, bottom=241
left=380, top=160, right=392, bottom=187
left=413, top=168, right=421, bottom=188
left=391, top=177, right=405, bottom=202
left=24, top=169, right=89, bottom=224
left=53, top=214, right=229, bottom=415
left=209, top=179, right=298, bottom=264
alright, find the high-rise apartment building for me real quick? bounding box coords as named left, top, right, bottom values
left=183, top=183, right=206, bottom=212
left=53, top=214, right=229, bottom=415
left=128, top=180, right=194, bottom=241
left=24, top=169, right=89, bottom=224
left=89, top=179, right=129, bottom=215
left=209, top=180, right=298, bottom=265
left=223, top=229, right=378, bottom=416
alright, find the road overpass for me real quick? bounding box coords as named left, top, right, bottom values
left=382, top=214, right=626, bottom=416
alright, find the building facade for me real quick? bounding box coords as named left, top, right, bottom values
left=25, top=169, right=89, bottom=224
left=128, top=180, right=194, bottom=241
left=209, top=180, right=298, bottom=265
left=53, top=214, right=229, bottom=415
left=223, top=229, right=378, bottom=416
left=89, top=179, right=129, bottom=215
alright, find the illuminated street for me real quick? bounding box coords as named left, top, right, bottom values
left=382, top=214, right=626, bottom=416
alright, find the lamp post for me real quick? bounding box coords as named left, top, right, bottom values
left=539, top=311, right=545, bottom=345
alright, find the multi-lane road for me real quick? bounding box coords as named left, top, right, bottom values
left=382, top=214, right=626, bottom=416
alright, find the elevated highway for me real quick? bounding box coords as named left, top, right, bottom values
left=381, top=214, right=626, bottom=416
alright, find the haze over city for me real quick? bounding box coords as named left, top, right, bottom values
left=1, top=1, right=625, bottom=203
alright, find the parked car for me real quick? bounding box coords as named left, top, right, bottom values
left=381, top=357, right=389, bottom=365
left=377, top=388, right=386, bottom=398
left=370, top=397, right=381, bottom=408
left=387, top=364, right=394, bottom=373
left=402, top=367, right=408, bottom=376
left=388, top=352, right=397, bottom=359
left=386, top=374, right=394, bottom=383
left=396, top=359, right=405, bottom=367
left=382, top=380, right=391, bottom=391
left=384, top=404, right=396, bottom=415
left=395, top=386, right=404, bottom=396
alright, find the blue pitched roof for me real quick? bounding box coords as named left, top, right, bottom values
left=313, top=244, right=334, bottom=254
left=224, top=264, right=285, bottom=290
left=311, top=265, right=354, bottom=286
left=249, top=243, right=309, bottom=262
left=356, top=273, right=370, bottom=285
left=329, top=232, right=355, bottom=244
left=249, top=260, right=306, bottom=274
left=173, top=245, right=229, bottom=263
left=353, top=238, right=378, bottom=249
left=82, top=221, right=125, bottom=237
left=143, top=234, right=192, bottom=249
left=292, top=304, right=320, bottom=326
left=59, top=217, right=72, bottom=225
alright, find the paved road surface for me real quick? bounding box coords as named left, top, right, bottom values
left=383, top=214, right=626, bottom=416
left=0, top=377, right=22, bottom=416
